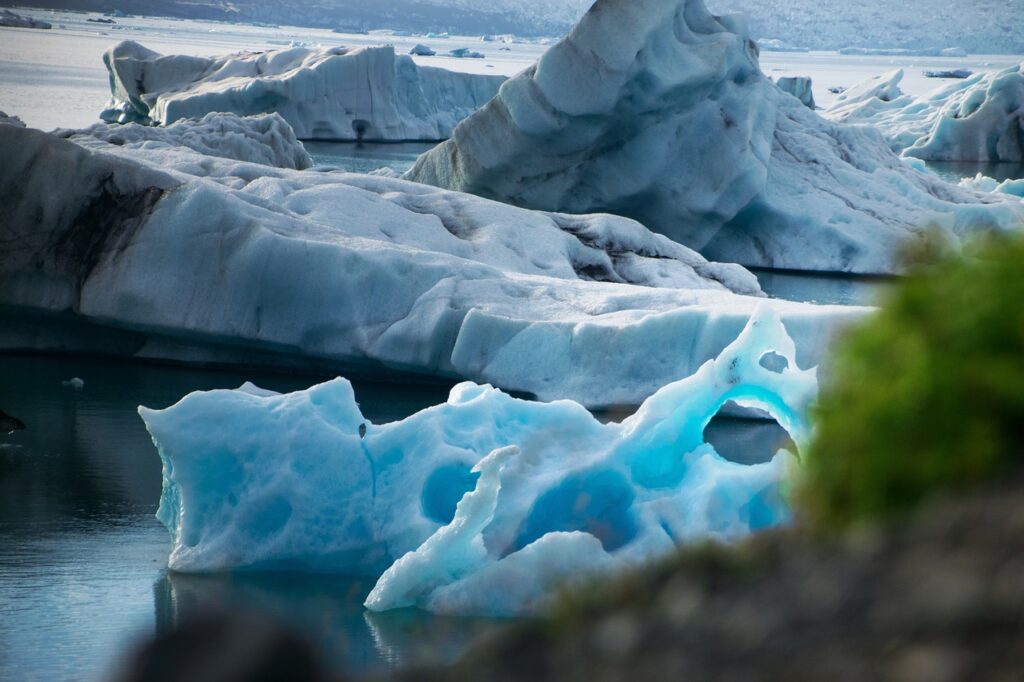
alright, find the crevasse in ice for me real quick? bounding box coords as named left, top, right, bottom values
left=140, top=306, right=815, bottom=616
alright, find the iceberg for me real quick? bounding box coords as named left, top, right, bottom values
left=409, top=44, right=437, bottom=56
left=776, top=76, right=815, bottom=109
left=0, top=111, right=26, bottom=128
left=449, top=48, right=486, bottom=59
left=405, top=0, right=1024, bottom=274
left=56, top=112, right=313, bottom=170
left=140, top=308, right=814, bottom=615
left=825, top=65, right=1024, bottom=162
left=923, top=69, right=973, bottom=80
left=837, top=46, right=968, bottom=57
left=959, top=174, right=1024, bottom=199
left=0, top=9, right=51, bottom=29
left=100, top=41, right=506, bottom=141
left=0, top=122, right=861, bottom=408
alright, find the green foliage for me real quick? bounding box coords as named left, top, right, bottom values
left=798, top=234, right=1024, bottom=527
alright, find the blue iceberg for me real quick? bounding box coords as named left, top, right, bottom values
left=140, top=307, right=816, bottom=615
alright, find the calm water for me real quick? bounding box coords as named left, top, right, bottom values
left=0, top=353, right=794, bottom=681
left=304, top=141, right=436, bottom=174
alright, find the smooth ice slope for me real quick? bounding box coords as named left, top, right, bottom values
left=0, top=122, right=863, bottom=407
left=406, top=0, right=1024, bottom=274
left=100, top=41, right=505, bottom=141
left=140, top=309, right=814, bottom=615
left=58, top=112, right=313, bottom=170
left=825, top=65, right=1024, bottom=162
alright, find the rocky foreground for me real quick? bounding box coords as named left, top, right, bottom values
left=392, top=476, right=1024, bottom=682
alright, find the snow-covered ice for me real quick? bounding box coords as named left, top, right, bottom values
left=140, top=307, right=813, bottom=615
left=825, top=64, right=1024, bottom=162
left=57, top=112, right=313, bottom=169
left=406, top=0, right=1024, bottom=274
left=0, top=121, right=863, bottom=408
left=100, top=40, right=506, bottom=141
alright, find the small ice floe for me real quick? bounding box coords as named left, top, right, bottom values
left=409, top=44, right=436, bottom=56
left=449, top=48, right=485, bottom=59
left=923, top=69, right=972, bottom=79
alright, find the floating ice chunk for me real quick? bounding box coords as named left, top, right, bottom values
left=776, top=76, right=816, bottom=109
left=57, top=112, right=313, bottom=170
left=958, top=174, right=1024, bottom=198
left=0, top=111, right=25, bottom=128
left=406, top=0, right=1024, bottom=274
left=449, top=48, right=485, bottom=59
left=0, top=9, right=51, bottom=29
left=923, top=69, right=973, bottom=80
left=100, top=41, right=505, bottom=141
left=409, top=44, right=436, bottom=56
left=1, top=123, right=869, bottom=410
left=825, top=64, right=1024, bottom=162
left=141, top=307, right=814, bottom=615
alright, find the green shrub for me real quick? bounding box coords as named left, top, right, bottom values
left=797, top=234, right=1024, bottom=527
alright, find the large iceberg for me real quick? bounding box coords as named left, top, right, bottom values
left=100, top=41, right=506, bottom=141
left=825, top=65, right=1024, bottom=162
left=405, top=0, right=1024, bottom=274
left=0, top=122, right=861, bottom=408
left=57, top=112, right=313, bottom=170
left=140, top=308, right=814, bottom=615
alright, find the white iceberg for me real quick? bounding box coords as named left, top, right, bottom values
left=405, top=0, right=1024, bottom=274
left=825, top=65, right=1024, bottom=162
left=140, top=308, right=814, bottom=615
left=100, top=41, right=506, bottom=141
left=57, top=112, right=313, bottom=170
left=0, top=122, right=860, bottom=408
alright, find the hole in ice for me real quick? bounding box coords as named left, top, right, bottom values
left=243, top=495, right=293, bottom=541
left=421, top=463, right=480, bottom=524
left=759, top=351, right=789, bottom=373
left=514, top=470, right=638, bottom=552
left=702, top=401, right=797, bottom=466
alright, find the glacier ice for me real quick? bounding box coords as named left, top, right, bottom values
left=0, top=121, right=862, bottom=408
left=139, top=307, right=814, bottom=615
left=405, top=0, right=1024, bottom=274
left=825, top=65, right=1024, bottom=162
left=100, top=41, right=505, bottom=141
left=57, top=112, right=313, bottom=170
left=0, top=9, right=51, bottom=29
left=776, top=76, right=815, bottom=109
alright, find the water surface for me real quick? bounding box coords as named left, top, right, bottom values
left=0, top=353, right=795, bottom=681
